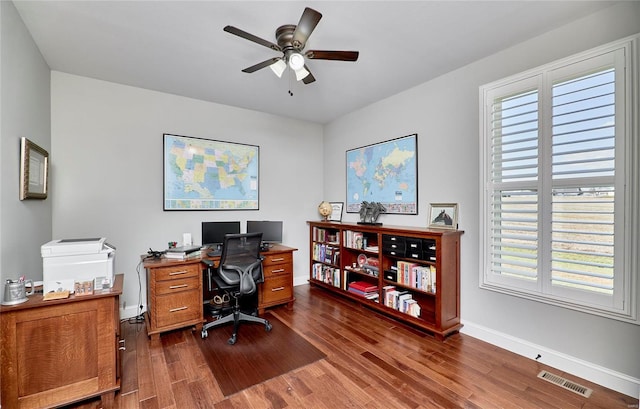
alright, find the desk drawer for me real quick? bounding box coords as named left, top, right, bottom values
left=155, top=276, right=200, bottom=296
left=156, top=290, right=200, bottom=328
left=153, top=263, right=200, bottom=282
left=261, top=276, right=292, bottom=304
left=263, top=263, right=291, bottom=279
left=262, top=252, right=292, bottom=267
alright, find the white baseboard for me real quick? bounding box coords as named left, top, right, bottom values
left=293, top=276, right=309, bottom=287
left=120, top=304, right=145, bottom=320
left=461, top=319, right=640, bottom=399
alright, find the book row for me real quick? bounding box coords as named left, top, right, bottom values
left=385, top=261, right=437, bottom=293
left=343, top=230, right=368, bottom=250
left=312, top=227, right=340, bottom=244
left=383, top=285, right=421, bottom=318
left=311, top=263, right=340, bottom=288
left=311, top=243, right=340, bottom=266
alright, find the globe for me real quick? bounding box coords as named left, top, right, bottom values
left=318, top=201, right=333, bottom=221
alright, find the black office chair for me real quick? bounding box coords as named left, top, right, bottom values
left=201, top=232, right=272, bottom=344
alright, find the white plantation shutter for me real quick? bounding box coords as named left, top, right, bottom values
left=491, top=88, right=539, bottom=183
left=549, top=64, right=618, bottom=307
left=480, top=38, right=635, bottom=320
left=490, top=189, right=538, bottom=284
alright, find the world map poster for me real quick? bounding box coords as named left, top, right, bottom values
left=346, top=134, right=417, bottom=214
left=163, top=134, right=259, bottom=210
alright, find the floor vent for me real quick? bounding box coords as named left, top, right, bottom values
left=537, top=370, right=593, bottom=398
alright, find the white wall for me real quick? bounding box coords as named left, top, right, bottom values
left=323, top=2, right=640, bottom=397
left=0, top=1, right=51, bottom=284
left=51, top=72, right=323, bottom=317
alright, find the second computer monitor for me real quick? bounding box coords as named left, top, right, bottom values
left=246, top=220, right=283, bottom=244
left=201, top=221, right=241, bottom=247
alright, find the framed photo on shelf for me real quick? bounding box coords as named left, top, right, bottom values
left=428, top=203, right=458, bottom=229
left=20, top=137, right=49, bottom=200
left=328, top=202, right=344, bottom=222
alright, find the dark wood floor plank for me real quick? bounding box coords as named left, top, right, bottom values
left=149, top=353, right=176, bottom=408
left=170, top=379, right=196, bottom=408
left=118, top=391, right=140, bottom=409
left=187, top=366, right=225, bottom=407
left=134, top=320, right=157, bottom=402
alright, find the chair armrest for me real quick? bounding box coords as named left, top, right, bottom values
left=201, top=259, right=215, bottom=268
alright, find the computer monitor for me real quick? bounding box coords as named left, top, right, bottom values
left=201, top=221, right=241, bottom=247
left=246, top=220, right=283, bottom=244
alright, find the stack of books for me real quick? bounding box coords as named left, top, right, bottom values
left=164, top=245, right=202, bottom=260
left=348, top=281, right=379, bottom=302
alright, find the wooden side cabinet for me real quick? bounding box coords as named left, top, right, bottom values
left=144, top=258, right=203, bottom=340
left=0, top=274, right=123, bottom=409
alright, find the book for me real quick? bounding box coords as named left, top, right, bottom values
left=166, top=245, right=201, bottom=254
left=348, top=281, right=377, bottom=292
left=164, top=250, right=202, bottom=260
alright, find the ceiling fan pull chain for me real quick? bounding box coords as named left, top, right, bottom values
left=288, top=69, right=293, bottom=96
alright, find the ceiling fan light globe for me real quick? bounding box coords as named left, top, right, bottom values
left=294, top=67, right=310, bottom=81
left=288, top=52, right=305, bottom=70
left=269, top=59, right=287, bottom=77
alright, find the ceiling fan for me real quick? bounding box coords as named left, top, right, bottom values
left=224, top=7, right=359, bottom=85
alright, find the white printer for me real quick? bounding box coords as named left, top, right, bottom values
left=41, top=238, right=115, bottom=293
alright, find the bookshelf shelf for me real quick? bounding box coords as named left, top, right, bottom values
left=308, top=221, right=463, bottom=340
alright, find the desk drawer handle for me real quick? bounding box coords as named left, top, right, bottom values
left=169, top=284, right=188, bottom=289
left=270, top=258, right=285, bottom=262
left=169, top=306, right=188, bottom=313
left=169, top=270, right=188, bottom=276
left=271, top=287, right=285, bottom=292
left=271, top=268, right=285, bottom=273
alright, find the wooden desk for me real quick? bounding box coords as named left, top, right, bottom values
left=0, top=274, right=123, bottom=409
left=143, top=244, right=297, bottom=340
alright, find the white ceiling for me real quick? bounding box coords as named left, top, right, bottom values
left=14, top=1, right=619, bottom=124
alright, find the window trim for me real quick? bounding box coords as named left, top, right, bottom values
left=479, top=35, right=639, bottom=323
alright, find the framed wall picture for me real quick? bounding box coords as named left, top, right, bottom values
left=346, top=133, right=417, bottom=215
left=329, top=202, right=344, bottom=222
left=428, top=203, right=458, bottom=229
left=163, top=133, right=259, bottom=210
left=20, top=137, right=49, bottom=200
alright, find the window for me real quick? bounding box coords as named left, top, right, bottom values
left=479, top=37, right=637, bottom=322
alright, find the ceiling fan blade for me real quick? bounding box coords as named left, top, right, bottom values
left=224, top=25, right=281, bottom=51
left=292, top=7, right=322, bottom=48
left=302, top=65, right=316, bottom=84
left=242, top=58, right=281, bottom=73
left=305, top=50, right=359, bottom=61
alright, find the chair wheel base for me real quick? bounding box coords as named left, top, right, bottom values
left=265, top=321, right=272, bottom=332
left=228, top=335, right=237, bottom=345
left=201, top=329, right=208, bottom=339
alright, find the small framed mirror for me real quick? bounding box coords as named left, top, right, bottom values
left=20, top=137, right=49, bottom=200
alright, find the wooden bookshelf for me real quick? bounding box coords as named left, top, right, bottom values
left=308, top=221, right=463, bottom=340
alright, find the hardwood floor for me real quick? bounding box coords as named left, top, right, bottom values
left=70, top=284, right=635, bottom=409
